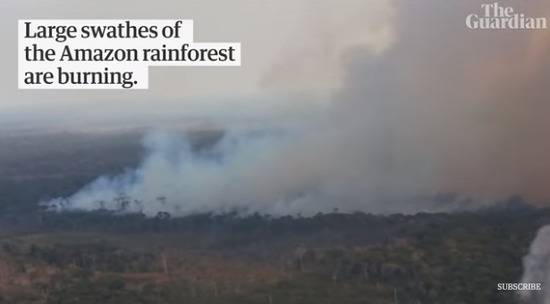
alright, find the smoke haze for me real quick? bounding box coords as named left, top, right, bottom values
left=28, top=0, right=550, bottom=215
left=521, top=225, right=550, bottom=303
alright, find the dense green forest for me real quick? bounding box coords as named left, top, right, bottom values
left=0, top=203, right=544, bottom=303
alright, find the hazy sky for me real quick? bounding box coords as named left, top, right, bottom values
left=3, top=0, right=550, bottom=210
left=1, top=0, right=394, bottom=131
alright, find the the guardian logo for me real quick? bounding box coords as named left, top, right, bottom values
left=466, top=2, right=547, bottom=30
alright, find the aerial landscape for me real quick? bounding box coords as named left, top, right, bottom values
left=2, top=0, right=550, bottom=303
left=0, top=130, right=546, bottom=303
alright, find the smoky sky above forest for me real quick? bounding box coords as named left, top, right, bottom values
left=2, top=0, right=550, bottom=214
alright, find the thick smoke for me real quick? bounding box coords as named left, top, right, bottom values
left=520, top=225, right=550, bottom=303
left=45, top=0, right=550, bottom=216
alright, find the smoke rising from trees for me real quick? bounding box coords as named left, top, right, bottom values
left=45, top=0, right=550, bottom=216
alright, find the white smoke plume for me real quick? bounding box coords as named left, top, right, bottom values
left=44, top=126, right=454, bottom=217
left=44, top=0, right=550, bottom=216
left=520, top=225, right=550, bottom=304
